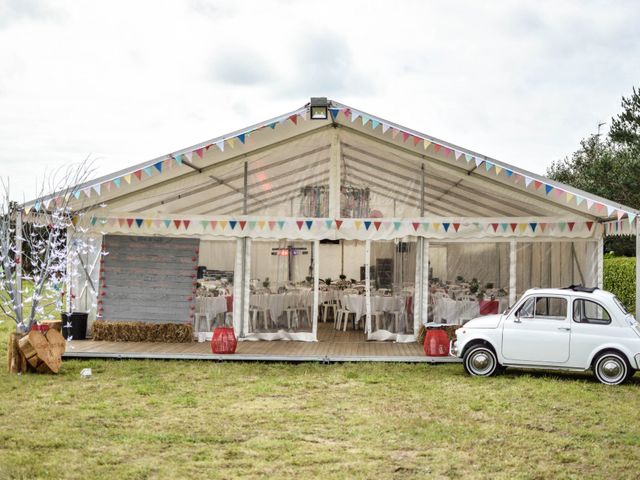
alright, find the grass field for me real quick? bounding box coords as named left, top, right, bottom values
left=2, top=321, right=640, bottom=479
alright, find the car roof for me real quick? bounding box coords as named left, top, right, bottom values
left=523, top=287, right=615, bottom=300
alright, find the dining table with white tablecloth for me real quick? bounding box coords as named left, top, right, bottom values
left=340, top=294, right=409, bottom=328
left=432, top=297, right=509, bottom=324
left=196, top=296, right=229, bottom=319
left=250, top=292, right=313, bottom=324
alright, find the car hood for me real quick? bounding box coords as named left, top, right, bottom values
left=463, top=314, right=502, bottom=329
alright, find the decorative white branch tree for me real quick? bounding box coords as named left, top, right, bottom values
left=0, top=161, right=99, bottom=333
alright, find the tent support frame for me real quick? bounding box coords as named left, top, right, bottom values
left=636, top=222, right=640, bottom=320
left=597, top=235, right=604, bottom=289
left=509, top=240, right=517, bottom=306
left=338, top=124, right=600, bottom=220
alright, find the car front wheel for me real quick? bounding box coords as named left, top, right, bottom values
left=463, top=345, right=499, bottom=377
left=593, top=352, right=631, bottom=385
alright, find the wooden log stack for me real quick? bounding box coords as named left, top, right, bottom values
left=6, top=328, right=66, bottom=374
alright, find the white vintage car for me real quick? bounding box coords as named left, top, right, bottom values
left=450, top=286, right=640, bottom=385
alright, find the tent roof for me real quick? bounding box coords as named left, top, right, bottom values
left=23, top=99, right=639, bottom=228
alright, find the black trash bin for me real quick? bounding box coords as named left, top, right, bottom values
left=61, top=312, right=88, bottom=340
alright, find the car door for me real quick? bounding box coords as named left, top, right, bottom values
left=569, top=298, right=614, bottom=367
left=501, top=295, right=571, bottom=364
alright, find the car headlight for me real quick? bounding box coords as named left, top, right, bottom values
left=450, top=340, right=458, bottom=356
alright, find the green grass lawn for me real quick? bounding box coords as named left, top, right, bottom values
left=1, top=319, right=640, bottom=479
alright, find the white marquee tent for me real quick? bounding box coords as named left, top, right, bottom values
left=24, top=98, right=640, bottom=343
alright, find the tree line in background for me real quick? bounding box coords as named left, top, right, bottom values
left=547, top=86, right=640, bottom=256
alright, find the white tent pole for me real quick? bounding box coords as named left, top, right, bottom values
left=365, top=240, right=371, bottom=334
left=597, top=233, right=604, bottom=289
left=232, top=238, right=245, bottom=337
left=238, top=161, right=249, bottom=338
left=312, top=240, right=319, bottom=340
left=509, top=240, right=517, bottom=306
left=636, top=221, right=640, bottom=318
left=415, top=239, right=429, bottom=330
left=424, top=241, right=429, bottom=325
left=242, top=239, right=251, bottom=336
left=329, top=128, right=341, bottom=218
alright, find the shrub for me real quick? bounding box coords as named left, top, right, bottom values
left=603, top=257, right=636, bottom=313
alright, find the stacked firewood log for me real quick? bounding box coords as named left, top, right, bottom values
left=7, top=328, right=66, bottom=374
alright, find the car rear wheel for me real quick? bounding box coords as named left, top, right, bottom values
left=593, top=352, right=630, bottom=385
left=463, top=345, right=499, bottom=377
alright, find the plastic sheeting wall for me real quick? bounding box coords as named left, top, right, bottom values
left=429, top=243, right=510, bottom=290
left=317, top=241, right=366, bottom=282
left=367, top=239, right=416, bottom=340
left=247, top=239, right=314, bottom=336
left=198, top=240, right=236, bottom=272
left=516, top=241, right=598, bottom=296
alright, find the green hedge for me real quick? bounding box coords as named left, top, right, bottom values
left=603, top=257, right=636, bottom=314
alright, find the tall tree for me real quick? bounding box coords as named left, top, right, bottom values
left=0, top=162, right=97, bottom=333
left=547, top=86, right=640, bottom=256
left=609, top=86, right=640, bottom=154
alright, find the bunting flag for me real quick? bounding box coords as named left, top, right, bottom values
left=55, top=102, right=637, bottom=226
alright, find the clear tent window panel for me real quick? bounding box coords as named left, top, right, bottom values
left=243, top=130, right=332, bottom=217
left=248, top=239, right=314, bottom=334
left=516, top=241, right=598, bottom=297
left=339, top=130, right=422, bottom=218
left=429, top=242, right=510, bottom=324
left=194, top=239, right=236, bottom=335
left=368, top=239, right=416, bottom=336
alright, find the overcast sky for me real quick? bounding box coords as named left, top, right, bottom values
left=1, top=0, right=639, bottom=201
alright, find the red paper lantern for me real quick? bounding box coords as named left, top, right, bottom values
left=424, top=329, right=450, bottom=357
left=211, top=327, right=237, bottom=354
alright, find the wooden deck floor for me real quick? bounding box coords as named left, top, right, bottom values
left=63, top=322, right=460, bottom=363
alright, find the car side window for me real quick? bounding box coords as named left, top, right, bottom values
left=517, top=296, right=567, bottom=320
left=535, top=297, right=567, bottom=319
left=573, top=299, right=611, bottom=325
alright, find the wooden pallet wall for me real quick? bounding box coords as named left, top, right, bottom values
left=100, top=235, right=199, bottom=324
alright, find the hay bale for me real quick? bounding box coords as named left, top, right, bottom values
left=92, top=321, right=193, bottom=343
